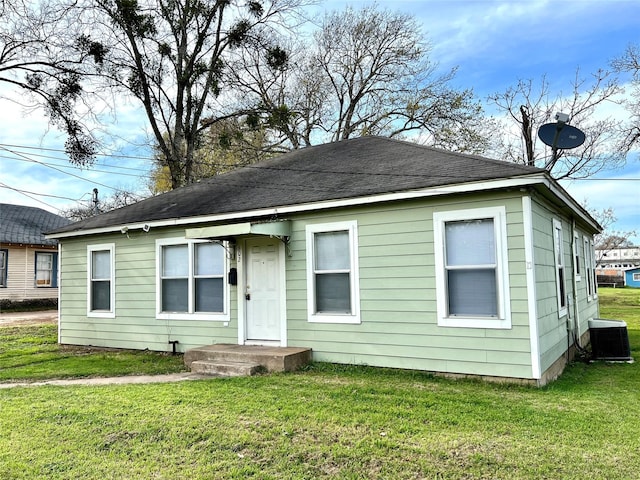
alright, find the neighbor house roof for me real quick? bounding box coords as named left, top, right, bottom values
left=1, top=203, right=71, bottom=246
left=47, top=136, right=598, bottom=237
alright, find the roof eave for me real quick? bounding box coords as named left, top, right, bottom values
left=48, top=173, right=594, bottom=239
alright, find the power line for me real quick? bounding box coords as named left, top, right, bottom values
left=0, top=182, right=60, bottom=211
left=0, top=142, right=157, bottom=162
left=0, top=183, right=83, bottom=201
left=0, top=155, right=147, bottom=179
left=0, top=146, right=129, bottom=193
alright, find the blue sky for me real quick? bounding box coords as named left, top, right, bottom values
left=1, top=0, right=638, bottom=241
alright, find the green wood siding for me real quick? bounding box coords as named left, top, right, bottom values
left=285, top=192, right=533, bottom=379
left=530, top=196, right=599, bottom=373
left=58, top=188, right=596, bottom=381
left=59, top=231, right=238, bottom=352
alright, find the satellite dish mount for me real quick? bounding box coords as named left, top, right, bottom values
left=537, top=113, right=586, bottom=170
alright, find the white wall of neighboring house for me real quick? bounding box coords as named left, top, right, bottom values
left=596, top=246, right=640, bottom=277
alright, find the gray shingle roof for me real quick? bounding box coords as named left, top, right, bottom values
left=1, top=204, right=71, bottom=246
left=50, top=136, right=544, bottom=235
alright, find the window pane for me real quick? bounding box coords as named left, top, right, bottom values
left=195, top=278, right=224, bottom=312
left=92, top=251, right=111, bottom=279
left=195, top=243, right=224, bottom=276
left=447, top=269, right=497, bottom=316
left=163, top=245, right=188, bottom=277
left=37, top=253, right=53, bottom=270
left=36, top=253, right=53, bottom=286
left=445, top=219, right=495, bottom=266
left=91, top=281, right=111, bottom=310
left=162, top=278, right=188, bottom=312
left=316, top=273, right=351, bottom=313
left=554, top=228, right=563, bottom=265
left=316, top=231, right=349, bottom=270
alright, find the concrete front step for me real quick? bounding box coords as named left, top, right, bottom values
left=184, top=344, right=312, bottom=374
left=190, top=360, right=263, bottom=377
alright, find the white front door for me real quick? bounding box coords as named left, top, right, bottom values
left=245, top=237, right=283, bottom=342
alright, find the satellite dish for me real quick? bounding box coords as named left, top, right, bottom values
left=538, top=122, right=586, bottom=150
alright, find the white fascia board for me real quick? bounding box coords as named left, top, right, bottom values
left=543, top=178, right=601, bottom=233
left=48, top=174, right=564, bottom=240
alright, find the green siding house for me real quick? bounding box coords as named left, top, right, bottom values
left=48, top=137, right=601, bottom=385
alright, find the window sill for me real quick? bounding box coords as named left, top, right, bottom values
left=88, top=311, right=115, bottom=319
left=438, top=316, right=511, bottom=329
left=157, top=312, right=230, bottom=321
left=308, top=313, right=361, bottom=324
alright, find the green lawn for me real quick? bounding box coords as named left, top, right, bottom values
left=0, top=324, right=186, bottom=382
left=0, top=290, right=639, bottom=479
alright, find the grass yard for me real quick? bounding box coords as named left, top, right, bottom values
left=0, top=289, right=639, bottom=479
left=0, top=324, right=186, bottom=382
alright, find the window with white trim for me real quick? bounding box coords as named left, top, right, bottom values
left=88, top=244, right=115, bottom=317
left=590, top=239, right=598, bottom=298
left=0, top=249, right=7, bottom=287
left=156, top=239, right=229, bottom=320
left=584, top=236, right=595, bottom=300
left=633, top=273, right=640, bottom=282
left=552, top=219, right=567, bottom=317
left=35, top=252, right=57, bottom=287
left=433, top=207, right=511, bottom=329
left=573, top=232, right=581, bottom=282
left=306, top=221, right=360, bottom=324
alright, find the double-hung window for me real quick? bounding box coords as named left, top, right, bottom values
left=552, top=219, right=567, bottom=317
left=306, top=221, right=360, bottom=324
left=157, top=239, right=228, bottom=320
left=583, top=236, right=597, bottom=300
left=88, top=244, right=115, bottom=317
left=573, top=232, right=581, bottom=282
left=0, top=249, right=7, bottom=287
left=35, top=252, right=57, bottom=287
left=434, top=207, right=511, bottom=329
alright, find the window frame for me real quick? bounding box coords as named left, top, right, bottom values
left=433, top=206, right=511, bottom=329
left=633, top=273, right=640, bottom=282
left=552, top=219, right=568, bottom=318
left=87, top=243, right=115, bottom=318
left=584, top=236, right=596, bottom=301
left=0, top=249, right=7, bottom=287
left=156, top=238, right=230, bottom=321
left=306, top=220, right=361, bottom=324
left=35, top=251, right=57, bottom=288
left=573, top=232, right=581, bottom=282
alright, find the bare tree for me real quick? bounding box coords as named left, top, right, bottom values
left=0, top=0, right=102, bottom=163
left=612, top=43, right=640, bottom=155
left=488, top=70, right=626, bottom=180
left=78, top=0, right=307, bottom=189
left=233, top=5, right=489, bottom=153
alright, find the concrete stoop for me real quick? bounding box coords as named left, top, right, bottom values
left=184, top=344, right=312, bottom=377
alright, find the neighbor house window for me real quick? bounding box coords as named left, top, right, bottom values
left=35, top=252, right=57, bottom=287
left=633, top=273, right=640, bottom=282
left=306, top=221, right=360, bottom=324
left=87, top=244, right=115, bottom=317
left=433, top=206, right=511, bottom=329
left=156, top=238, right=228, bottom=320
left=553, top=219, right=567, bottom=317
left=0, top=249, right=7, bottom=287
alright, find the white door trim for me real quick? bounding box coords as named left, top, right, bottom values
left=237, top=237, right=287, bottom=346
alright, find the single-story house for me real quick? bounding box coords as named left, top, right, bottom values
left=624, top=267, right=640, bottom=288
left=1, top=203, right=70, bottom=304
left=47, top=136, right=601, bottom=385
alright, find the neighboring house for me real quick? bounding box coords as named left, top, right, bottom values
left=624, top=267, right=640, bottom=288
left=0, top=203, right=71, bottom=303
left=48, top=137, right=601, bottom=385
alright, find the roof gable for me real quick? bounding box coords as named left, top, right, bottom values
left=1, top=203, right=71, bottom=246
left=50, top=136, right=545, bottom=235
